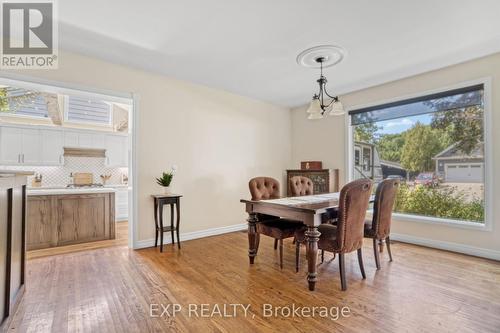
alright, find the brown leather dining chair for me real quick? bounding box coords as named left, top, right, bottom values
left=297, top=178, right=373, bottom=290
left=248, top=177, right=303, bottom=269
left=289, top=176, right=314, bottom=196
left=364, top=178, right=400, bottom=269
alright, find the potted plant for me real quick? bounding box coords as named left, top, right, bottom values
left=156, top=166, right=177, bottom=194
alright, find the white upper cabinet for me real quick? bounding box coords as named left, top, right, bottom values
left=0, top=126, right=43, bottom=165
left=40, top=129, right=64, bottom=165
left=105, top=134, right=128, bottom=167
left=0, top=125, right=127, bottom=167
left=21, top=128, right=42, bottom=164
left=0, top=127, right=23, bottom=165
left=64, top=131, right=79, bottom=147
left=64, top=130, right=106, bottom=149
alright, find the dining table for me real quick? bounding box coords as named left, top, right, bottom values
left=241, top=192, right=374, bottom=291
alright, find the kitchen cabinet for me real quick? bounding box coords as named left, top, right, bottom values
left=114, top=187, right=129, bottom=221
left=27, top=191, right=115, bottom=250
left=40, top=129, right=64, bottom=165
left=0, top=126, right=42, bottom=165
left=105, top=134, right=128, bottom=167
left=64, top=130, right=105, bottom=149
left=0, top=127, right=22, bottom=165
left=0, top=125, right=128, bottom=167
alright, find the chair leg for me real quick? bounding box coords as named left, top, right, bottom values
left=373, top=238, right=381, bottom=270
left=339, top=253, right=347, bottom=291
left=274, top=239, right=278, bottom=250
left=292, top=237, right=296, bottom=245
left=321, top=250, right=325, bottom=263
left=386, top=236, right=393, bottom=262
left=379, top=239, right=384, bottom=252
left=295, top=241, right=300, bottom=273
left=357, top=248, right=366, bottom=279
left=279, top=239, right=283, bottom=269
left=154, top=229, right=158, bottom=247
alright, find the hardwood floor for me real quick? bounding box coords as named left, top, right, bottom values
left=7, top=231, right=500, bottom=332
left=27, top=222, right=128, bottom=260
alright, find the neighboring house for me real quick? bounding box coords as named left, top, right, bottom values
left=354, top=141, right=407, bottom=181
left=433, top=142, right=484, bottom=183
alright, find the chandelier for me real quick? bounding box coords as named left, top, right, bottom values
left=297, top=45, right=345, bottom=119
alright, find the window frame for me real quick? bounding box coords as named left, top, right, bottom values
left=63, top=95, right=114, bottom=127
left=345, top=78, right=493, bottom=231
left=0, top=90, right=51, bottom=121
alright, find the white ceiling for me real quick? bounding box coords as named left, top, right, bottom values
left=59, top=0, right=500, bottom=107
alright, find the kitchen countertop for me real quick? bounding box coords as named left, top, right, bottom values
left=27, top=187, right=117, bottom=196
left=0, top=170, right=35, bottom=177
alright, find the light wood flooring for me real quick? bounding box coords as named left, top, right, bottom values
left=7, top=230, right=500, bottom=332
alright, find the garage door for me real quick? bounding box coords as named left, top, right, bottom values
left=445, top=163, right=484, bottom=183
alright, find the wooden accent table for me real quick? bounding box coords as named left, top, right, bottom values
left=152, top=194, right=182, bottom=252
left=241, top=193, right=373, bottom=291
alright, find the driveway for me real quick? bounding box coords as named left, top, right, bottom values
left=438, top=182, right=484, bottom=202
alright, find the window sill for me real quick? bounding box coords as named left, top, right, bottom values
left=391, top=212, right=491, bottom=231
left=365, top=210, right=490, bottom=231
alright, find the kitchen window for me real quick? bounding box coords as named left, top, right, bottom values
left=0, top=87, right=49, bottom=118
left=65, top=96, right=112, bottom=126
left=348, top=82, right=490, bottom=228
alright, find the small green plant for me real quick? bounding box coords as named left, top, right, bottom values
left=156, top=171, right=174, bottom=187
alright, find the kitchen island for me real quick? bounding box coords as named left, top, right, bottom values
left=0, top=171, right=31, bottom=329
left=27, top=188, right=115, bottom=250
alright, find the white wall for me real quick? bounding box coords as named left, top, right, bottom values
left=292, top=52, right=500, bottom=258
left=4, top=51, right=292, bottom=243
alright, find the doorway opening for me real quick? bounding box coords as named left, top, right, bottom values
left=0, top=75, right=137, bottom=258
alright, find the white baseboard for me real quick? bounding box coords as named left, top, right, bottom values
left=134, top=223, right=247, bottom=249
left=133, top=224, right=500, bottom=261
left=391, top=233, right=500, bottom=261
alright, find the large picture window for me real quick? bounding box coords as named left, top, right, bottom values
left=349, top=84, right=487, bottom=225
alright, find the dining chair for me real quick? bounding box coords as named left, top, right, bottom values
left=297, top=178, right=373, bottom=290
left=248, top=177, right=304, bottom=269
left=289, top=176, right=314, bottom=196
left=364, top=178, right=400, bottom=269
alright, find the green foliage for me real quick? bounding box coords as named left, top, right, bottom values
left=400, top=123, right=443, bottom=172
left=0, top=88, right=9, bottom=112
left=377, top=133, right=406, bottom=162
left=156, top=171, right=174, bottom=187
left=431, top=106, right=483, bottom=155
left=394, top=184, right=484, bottom=222
left=354, top=122, right=380, bottom=144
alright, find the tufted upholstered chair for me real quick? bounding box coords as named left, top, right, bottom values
left=364, top=178, right=399, bottom=269
left=296, top=178, right=373, bottom=290
left=248, top=177, right=303, bottom=269
left=289, top=176, right=314, bottom=196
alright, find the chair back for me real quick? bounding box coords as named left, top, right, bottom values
left=249, top=177, right=280, bottom=201
left=370, top=178, right=400, bottom=239
left=336, top=179, right=373, bottom=253
left=289, top=176, right=314, bottom=196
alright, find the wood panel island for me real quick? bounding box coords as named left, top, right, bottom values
left=27, top=188, right=115, bottom=250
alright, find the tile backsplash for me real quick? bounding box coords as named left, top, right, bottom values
left=0, top=156, right=128, bottom=187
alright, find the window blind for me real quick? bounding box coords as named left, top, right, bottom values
left=5, top=88, right=48, bottom=118
left=67, top=96, right=111, bottom=124
left=349, top=84, right=483, bottom=126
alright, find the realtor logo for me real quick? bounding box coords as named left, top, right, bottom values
left=1, top=0, right=58, bottom=69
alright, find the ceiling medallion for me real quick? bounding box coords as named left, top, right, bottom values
left=297, top=45, right=346, bottom=119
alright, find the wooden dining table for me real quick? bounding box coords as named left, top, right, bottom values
left=241, top=193, right=374, bottom=291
